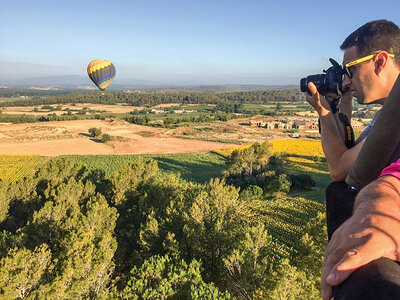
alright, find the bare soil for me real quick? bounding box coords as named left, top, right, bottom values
left=1, top=103, right=142, bottom=116
left=0, top=114, right=323, bottom=156
left=0, top=119, right=242, bottom=156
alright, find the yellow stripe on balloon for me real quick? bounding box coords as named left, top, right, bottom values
left=99, top=79, right=113, bottom=91
left=88, top=60, right=112, bottom=73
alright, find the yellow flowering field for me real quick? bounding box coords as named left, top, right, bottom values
left=0, top=155, right=42, bottom=183
left=271, top=138, right=324, bottom=157
left=215, top=138, right=324, bottom=157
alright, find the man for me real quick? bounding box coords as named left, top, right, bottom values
left=305, top=20, right=400, bottom=299
left=306, top=20, right=400, bottom=181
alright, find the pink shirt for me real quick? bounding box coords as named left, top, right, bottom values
left=380, top=159, right=400, bottom=180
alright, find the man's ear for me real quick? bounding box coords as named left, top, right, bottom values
left=375, top=52, right=390, bottom=75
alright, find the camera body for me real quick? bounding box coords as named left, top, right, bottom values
left=300, top=58, right=344, bottom=95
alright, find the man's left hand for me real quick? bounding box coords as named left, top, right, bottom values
left=321, top=175, right=400, bottom=300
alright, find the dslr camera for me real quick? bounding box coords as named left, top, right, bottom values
left=300, top=58, right=345, bottom=95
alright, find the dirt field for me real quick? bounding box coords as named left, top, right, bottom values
left=0, top=119, right=243, bottom=156
left=1, top=103, right=142, bottom=116
left=0, top=111, right=325, bottom=156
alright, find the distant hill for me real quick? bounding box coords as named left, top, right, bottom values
left=0, top=75, right=298, bottom=92
left=149, top=84, right=298, bottom=93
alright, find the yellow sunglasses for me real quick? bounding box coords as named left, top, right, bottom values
left=344, top=51, right=395, bottom=78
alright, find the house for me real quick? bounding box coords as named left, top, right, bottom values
left=304, top=121, right=318, bottom=129
left=294, top=121, right=306, bottom=129
left=265, top=122, right=275, bottom=129
left=249, top=120, right=266, bottom=127
left=282, top=122, right=293, bottom=130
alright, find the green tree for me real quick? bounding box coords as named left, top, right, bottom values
left=119, top=255, right=230, bottom=299
left=265, top=259, right=319, bottom=300
left=225, top=142, right=272, bottom=176
left=22, top=178, right=118, bottom=299
left=88, top=127, right=102, bottom=137
left=101, top=133, right=111, bottom=143
left=292, top=212, right=328, bottom=292
left=0, top=245, right=52, bottom=299
left=182, top=178, right=247, bottom=286
left=224, top=223, right=275, bottom=299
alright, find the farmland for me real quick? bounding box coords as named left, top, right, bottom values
left=0, top=137, right=329, bottom=298
left=0, top=154, right=43, bottom=183
left=0, top=138, right=329, bottom=258
left=0, top=138, right=330, bottom=196
left=0, top=89, right=341, bottom=298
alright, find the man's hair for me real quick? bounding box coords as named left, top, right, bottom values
left=340, top=19, right=400, bottom=66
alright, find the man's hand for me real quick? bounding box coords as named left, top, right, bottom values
left=340, top=88, right=353, bottom=103
left=321, top=175, right=400, bottom=300
left=305, top=82, right=332, bottom=117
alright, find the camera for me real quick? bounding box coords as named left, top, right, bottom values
left=300, top=58, right=344, bottom=95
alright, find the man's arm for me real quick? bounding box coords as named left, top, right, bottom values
left=321, top=173, right=400, bottom=300
left=306, top=82, right=362, bottom=181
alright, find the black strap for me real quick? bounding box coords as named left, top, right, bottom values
left=330, top=97, right=341, bottom=114
left=317, top=97, right=355, bottom=149
left=339, top=113, right=355, bottom=149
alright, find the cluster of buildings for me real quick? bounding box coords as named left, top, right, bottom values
left=249, top=118, right=364, bottom=130
left=249, top=119, right=318, bottom=130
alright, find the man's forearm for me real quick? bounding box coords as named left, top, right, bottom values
left=320, top=112, right=352, bottom=179
left=306, top=83, right=358, bottom=180
left=333, top=112, right=346, bottom=142
left=354, top=175, right=400, bottom=213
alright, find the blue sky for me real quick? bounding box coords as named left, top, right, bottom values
left=1, top=0, right=399, bottom=86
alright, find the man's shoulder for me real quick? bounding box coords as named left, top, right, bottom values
left=360, top=109, right=381, bottom=136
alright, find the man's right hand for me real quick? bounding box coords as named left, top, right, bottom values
left=305, top=82, right=331, bottom=117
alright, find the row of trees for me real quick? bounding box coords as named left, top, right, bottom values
left=0, top=148, right=325, bottom=299
left=0, top=90, right=306, bottom=108
left=0, top=88, right=77, bottom=98
left=125, top=113, right=238, bottom=128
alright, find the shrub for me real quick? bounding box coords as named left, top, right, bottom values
left=289, top=173, right=316, bottom=190
left=240, top=185, right=264, bottom=199
left=88, top=127, right=102, bottom=137
left=101, top=134, right=111, bottom=143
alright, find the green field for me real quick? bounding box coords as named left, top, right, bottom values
left=0, top=97, right=31, bottom=103
left=179, top=104, right=215, bottom=112
left=67, top=151, right=227, bottom=183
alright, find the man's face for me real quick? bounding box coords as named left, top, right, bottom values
left=342, top=46, right=379, bottom=105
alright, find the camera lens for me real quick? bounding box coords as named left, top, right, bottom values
left=300, top=78, right=308, bottom=92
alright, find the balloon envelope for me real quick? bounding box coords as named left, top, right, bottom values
left=87, top=59, right=116, bottom=91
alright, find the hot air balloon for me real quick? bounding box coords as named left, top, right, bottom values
left=87, top=59, right=116, bottom=91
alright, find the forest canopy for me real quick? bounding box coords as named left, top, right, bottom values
left=0, top=89, right=306, bottom=108
left=0, top=149, right=326, bottom=299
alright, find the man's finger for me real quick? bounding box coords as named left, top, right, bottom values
left=321, top=285, right=332, bottom=300
left=308, top=82, right=318, bottom=95
left=321, top=243, right=346, bottom=300
left=326, top=242, right=381, bottom=286
left=321, top=250, right=343, bottom=299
